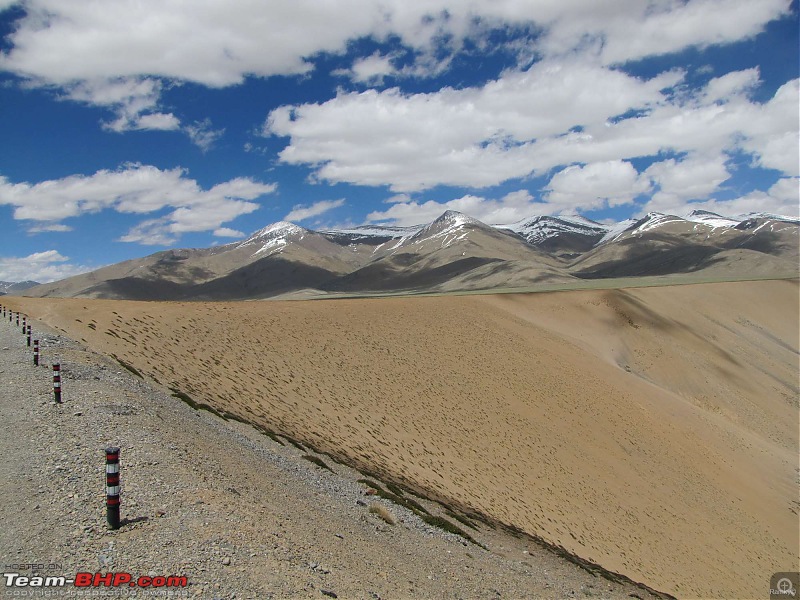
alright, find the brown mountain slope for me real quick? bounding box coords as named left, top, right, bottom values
left=328, top=211, right=575, bottom=292
left=571, top=215, right=799, bottom=279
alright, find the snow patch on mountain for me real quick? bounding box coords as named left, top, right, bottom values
left=598, top=219, right=639, bottom=244
left=238, top=221, right=307, bottom=257
left=736, top=212, right=800, bottom=225
left=684, top=210, right=740, bottom=228
left=497, top=215, right=610, bottom=244
left=321, top=224, right=423, bottom=239
left=403, top=211, right=483, bottom=249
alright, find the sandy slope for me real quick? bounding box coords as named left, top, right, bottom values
left=5, top=279, right=798, bottom=598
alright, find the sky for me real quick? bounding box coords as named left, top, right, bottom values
left=0, top=0, right=798, bottom=282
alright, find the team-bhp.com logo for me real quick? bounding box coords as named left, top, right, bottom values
left=3, top=571, right=187, bottom=589
left=771, top=573, right=800, bottom=599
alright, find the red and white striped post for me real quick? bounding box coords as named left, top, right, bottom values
left=52, top=363, right=62, bottom=403
left=26, top=325, right=31, bottom=347
left=33, top=340, right=39, bottom=366
left=105, top=447, right=121, bottom=530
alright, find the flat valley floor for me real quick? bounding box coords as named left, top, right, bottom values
left=6, top=279, right=799, bottom=598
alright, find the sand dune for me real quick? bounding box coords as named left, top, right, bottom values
left=5, top=279, right=798, bottom=598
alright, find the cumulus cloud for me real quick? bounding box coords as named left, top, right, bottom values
left=266, top=61, right=680, bottom=191
left=643, top=154, right=732, bottom=210
left=544, top=160, right=651, bottom=211
left=63, top=77, right=180, bottom=132
left=639, top=177, right=800, bottom=218
left=284, top=199, right=345, bottom=222
left=539, top=0, right=791, bottom=64
left=185, top=118, right=225, bottom=152
left=367, top=190, right=548, bottom=226
left=0, top=250, right=93, bottom=283
left=213, top=227, right=245, bottom=238
left=2, top=1, right=789, bottom=84
left=347, top=52, right=398, bottom=84
left=267, top=62, right=796, bottom=200
left=0, top=0, right=790, bottom=132
left=0, top=165, right=276, bottom=245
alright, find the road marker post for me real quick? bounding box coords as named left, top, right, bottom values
left=105, top=447, right=121, bottom=530
left=33, top=340, right=39, bottom=366
left=53, top=363, right=62, bottom=403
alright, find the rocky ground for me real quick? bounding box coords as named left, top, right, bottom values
left=0, top=313, right=665, bottom=599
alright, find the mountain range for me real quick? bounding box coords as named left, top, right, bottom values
left=17, top=209, right=800, bottom=300
left=0, top=280, right=40, bottom=295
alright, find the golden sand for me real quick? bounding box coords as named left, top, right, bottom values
left=6, top=279, right=798, bottom=598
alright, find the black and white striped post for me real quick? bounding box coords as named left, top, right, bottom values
left=53, top=363, right=62, bottom=403
left=21, top=316, right=26, bottom=334
left=26, top=325, right=31, bottom=347
left=105, top=447, right=121, bottom=530
left=33, top=340, right=39, bottom=366
left=15, top=312, right=19, bottom=326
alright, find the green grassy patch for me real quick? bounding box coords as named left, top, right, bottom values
left=356, top=479, right=430, bottom=516
left=169, top=387, right=228, bottom=420
left=111, top=355, right=143, bottom=379
left=420, top=514, right=485, bottom=548
left=302, top=454, right=333, bottom=472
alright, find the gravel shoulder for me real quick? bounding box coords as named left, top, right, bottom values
left=0, top=313, right=665, bottom=600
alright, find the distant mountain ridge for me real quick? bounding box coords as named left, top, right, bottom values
left=0, top=280, right=41, bottom=295
left=20, top=209, right=799, bottom=300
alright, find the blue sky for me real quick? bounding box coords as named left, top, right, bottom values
left=0, top=0, right=797, bottom=282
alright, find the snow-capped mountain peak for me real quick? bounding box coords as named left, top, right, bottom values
left=497, top=215, right=610, bottom=245
left=684, top=210, right=740, bottom=228
left=403, top=210, right=484, bottom=249
left=238, top=221, right=307, bottom=256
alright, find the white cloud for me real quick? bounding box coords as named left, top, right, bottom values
left=367, top=189, right=548, bottom=226
left=643, top=154, right=731, bottom=210
left=266, top=60, right=678, bottom=191
left=0, top=165, right=277, bottom=245
left=27, top=223, right=73, bottom=233
left=213, top=227, right=245, bottom=238
left=3, top=1, right=789, bottom=84
left=639, top=178, right=800, bottom=219
left=284, top=198, right=345, bottom=222
left=767, top=177, right=800, bottom=205
left=63, top=77, right=181, bottom=132
left=0, top=250, right=93, bottom=283
left=135, top=112, right=181, bottom=131
left=117, top=218, right=176, bottom=246
left=541, top=0, right=792, bottom=65
left=185, top=118, right=225, bottom=152
left=0, top=0, right=789, bottom=131
left=348, top=52, right=397, bottom=84
left=545, top=160, right=651, bottom=211
left=266, top=68, right=796, bottom=201
left=703, top=68, right=760, bottom=103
